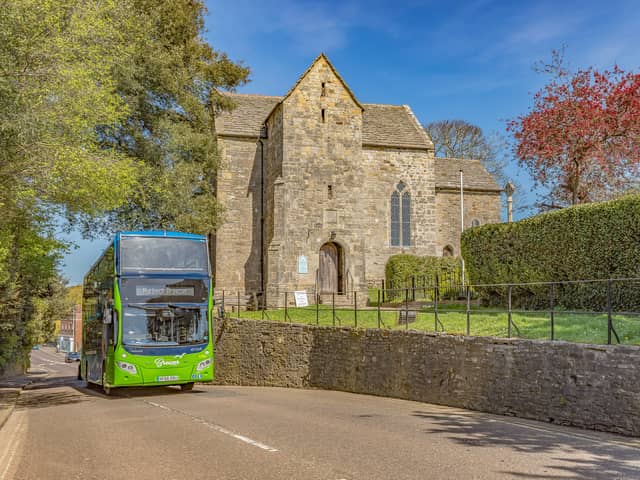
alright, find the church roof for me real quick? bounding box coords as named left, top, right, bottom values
left=434, top=157, right=502, bottom=192
left=216, top=94, right=433, bottom=150
left=215, top=93, right=280, bottom=138
left=361, top=104, right=433, bottom=150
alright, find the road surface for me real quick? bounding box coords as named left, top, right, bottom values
left=1, top=347, right=639, bottom=479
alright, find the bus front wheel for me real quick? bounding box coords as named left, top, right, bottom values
left=180, top=383, right=194, bottom=392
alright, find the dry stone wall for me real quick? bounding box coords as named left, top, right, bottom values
left=214, top=318, right=640, bottom=436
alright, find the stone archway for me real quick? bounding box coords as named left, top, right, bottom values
left=318, top=242, right=344, bottom=294
left=443, top=245, right=454, bottom=257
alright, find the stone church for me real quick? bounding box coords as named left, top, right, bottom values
left=213, top=54, right=501, bottom=305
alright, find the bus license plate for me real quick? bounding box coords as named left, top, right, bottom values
left=157, top=376, right=179, bottom=382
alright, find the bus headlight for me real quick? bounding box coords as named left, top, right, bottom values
left=116, top=361, right=138, bottom=375
left=196, top=358, right=212, bottom=372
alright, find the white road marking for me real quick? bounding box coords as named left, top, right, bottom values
left=0, top=411, right=26, bottom=480
left=142, top=399, right=278, bottom=453
left=148, top=401, right=170, bottom=411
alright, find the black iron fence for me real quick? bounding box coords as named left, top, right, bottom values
left=214, top=278, right=640, bottom=346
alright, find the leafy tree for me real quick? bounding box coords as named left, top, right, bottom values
left=0, top=0, right=141, bottom=218
left=0, top=0, right=143, bottom=374
left=424, top=120, right=527, bottom=214
left=508, top=51, right=640, bottom=207
left=425, top=120, right=511, bottom=186
left=0, top=0, right=249, bottom=375
left=83, top=0, right=250, bottom=236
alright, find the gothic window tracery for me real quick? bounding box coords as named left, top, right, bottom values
left=391, top=182, right=411, bottom=247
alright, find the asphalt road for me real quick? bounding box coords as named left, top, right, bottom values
left=1, top=347, right=639, bottom=479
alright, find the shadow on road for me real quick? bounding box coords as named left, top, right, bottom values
left=16, top=375, right=88, bottom=410
left=412, top=410, right=640, bottom=479
left=70, top=382, right=209, bottom=400
left=17, top=371, right=207, bottom=409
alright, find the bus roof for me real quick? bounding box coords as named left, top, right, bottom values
left=116, top=231, right=206, bottom=241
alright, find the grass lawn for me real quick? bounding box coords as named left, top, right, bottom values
left=233, top=303, right=640, bottom=346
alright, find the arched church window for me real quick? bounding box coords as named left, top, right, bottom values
left=443, top=245, right=454, bottom=257
left=391, top=182, right=411, bottom=247
left=471, top=219, right=481, bottom=227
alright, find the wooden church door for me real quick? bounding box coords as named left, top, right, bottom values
left=319, top=243, right=341, bottom=294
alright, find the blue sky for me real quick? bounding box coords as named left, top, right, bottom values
left=60, top=0, right=640, bottom=284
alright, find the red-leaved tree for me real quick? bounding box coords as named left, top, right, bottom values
left=508, top=57, right=640, bottom=207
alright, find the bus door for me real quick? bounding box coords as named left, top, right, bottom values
left=101, top=300, right=117, bottom=382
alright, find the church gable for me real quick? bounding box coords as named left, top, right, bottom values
left=281, top=53, right=363, bottom=112
left=280, top=54, right=363, bottom=137
left=215, top=55, right=433, bottom=151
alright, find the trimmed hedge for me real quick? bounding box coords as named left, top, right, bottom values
left=461, top=194, right=640, bottom=310
left=385, top=254, right=462, bottom=300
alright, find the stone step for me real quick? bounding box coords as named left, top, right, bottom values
left=317, top=293, right=358, bottom=307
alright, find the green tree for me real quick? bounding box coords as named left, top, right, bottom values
left=0, top=0, right=145, bottom=375
left=0, top=0, right=250, bottom=375
left=0, top=0, right=141, bottom=217
left=83, top=0, right=250, bottom=236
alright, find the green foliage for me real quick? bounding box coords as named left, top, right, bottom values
left=0, top=0, right=247, bottom=376
left=0, top=0, right=146, bottom=375
left=0, top=0, right=141, bottom=217
left=66, top=285, right=83, bottom=306
left=385, top=254, right=463, bottom=300
left=80, top=0, right=250, bottom=235
left=461, top=195, right=640, bottom=310
left=0, top=205, right=73, bottom=375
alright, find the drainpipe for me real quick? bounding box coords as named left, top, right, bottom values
left=460, top=169, right=465, bottom=286
left=259, top=128, right=267, bottom=304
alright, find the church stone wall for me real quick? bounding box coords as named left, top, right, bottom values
left=215, top=137, right=262, bottom=292
left=266, top=57, right=367, bottom=304
left=435, top=190, right=502, bottom=257
left=361, top=146, right=437, bottom=282
left=264, top=105, right=285, bottom=302
left=213, top=56, right=503, bottom=304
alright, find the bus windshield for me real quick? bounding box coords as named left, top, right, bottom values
left=120, top=237, right=209, bottom=274
left=123, top=305, right=208, bottom=346
left=119, top=278, right=209, bottom=346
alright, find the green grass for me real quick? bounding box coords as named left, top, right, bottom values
left=233, top=304, right=640, bottom=346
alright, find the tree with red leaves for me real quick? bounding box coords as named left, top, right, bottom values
left=508, top=54, right=640, bottom=207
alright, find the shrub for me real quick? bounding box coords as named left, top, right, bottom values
left=461, top=194, right=640, bottom=310
left=385, top=254, right=462, bottom=300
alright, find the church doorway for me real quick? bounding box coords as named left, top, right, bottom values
left=318, top=242, right=344, bottom=294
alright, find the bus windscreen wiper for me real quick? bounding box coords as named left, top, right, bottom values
left=167, top=304, right=202, bottom=311
left=127, top=303, right=167, bottom=311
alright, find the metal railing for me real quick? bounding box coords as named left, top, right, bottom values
left=213, top=278, right=640, bottom=346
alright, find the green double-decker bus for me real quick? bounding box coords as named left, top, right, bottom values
left=81, top=231, right=214, bottom=394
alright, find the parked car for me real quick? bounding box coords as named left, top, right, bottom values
left=65, top=352, right=81, bottom=363
left=31, top=345, right=40, bottom=350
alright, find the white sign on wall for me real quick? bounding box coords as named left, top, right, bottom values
left=297, top=255, right=308, bottom=274
left=294, top=290, right=309, bottom=307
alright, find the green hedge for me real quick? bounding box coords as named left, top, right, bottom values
left=461, top=194, right=640, bottom=310
left=385, top=254, right=463, bottom=300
